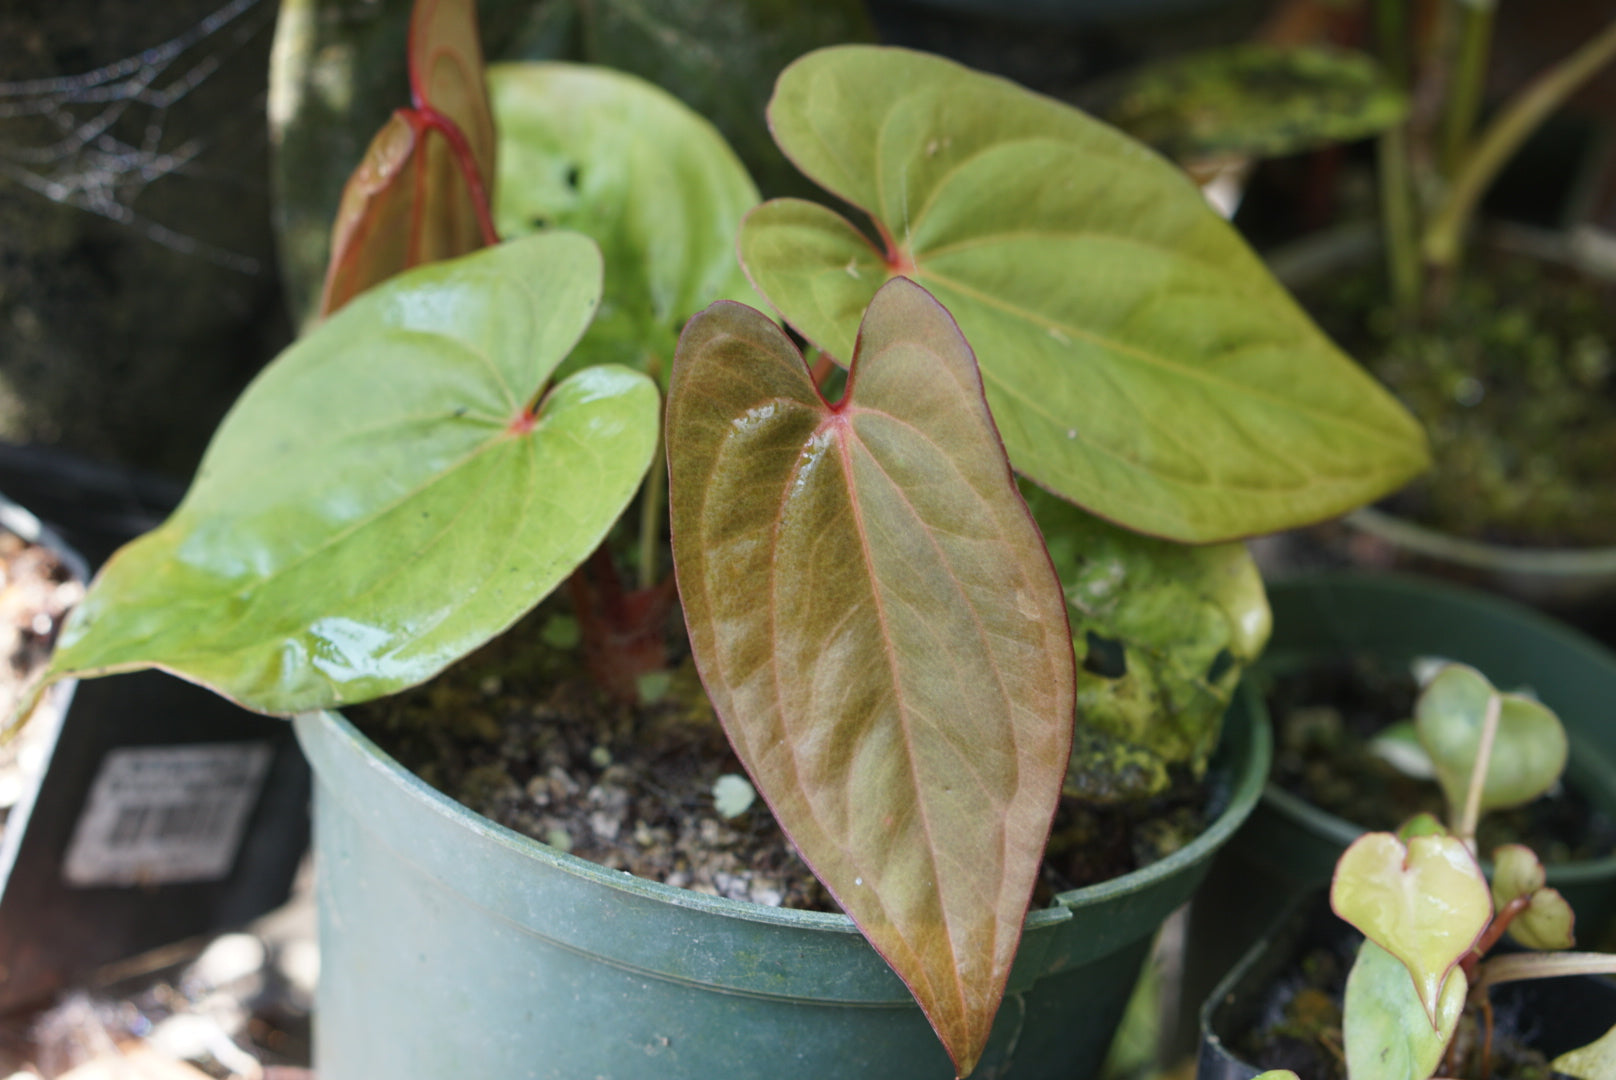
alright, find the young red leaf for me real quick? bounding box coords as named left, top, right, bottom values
left=408, top=0, right=498, bottom=178
left=667, top=278, right=1075, bottom=1076
left=317, top=0, right=497, bottom=317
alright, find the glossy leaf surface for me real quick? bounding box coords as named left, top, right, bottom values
left=317, top=0, right=497, bottom=317
left=40, top=235, right=658, bottom=716
left=489, top=62, right=760, bottom=382
left=1332, top=832, right=1490, bottom=1025
left=1344, top=940, right=1466, bottom=1080
left=1554, top=1022, right=1616, bottom=1080
left=668, top=279, right=1074, bottom=1076
left=1415, top=664, right=1568, bottom=817
left=1024, top=485, right=1268, bottom=801
left=1105, top=44, right=1407, bottom=162
left=739, top=45, right=1429, bottom=543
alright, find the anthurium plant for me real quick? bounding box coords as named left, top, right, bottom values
left=1329, top=663, right=1616, bottom=1080
left=11, top=6, right=1428, bottom=1075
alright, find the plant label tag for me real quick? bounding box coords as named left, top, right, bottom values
left=61, top=742, right=274, bottom=887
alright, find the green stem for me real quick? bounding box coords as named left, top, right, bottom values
left=1456, top=690, right=1500, bottom=844
left=1380, top=127, right=1422, bottom=318
left=1375, top=0, right=1420, bottom=317
left=1439, top=1, right=1495, bottom=180
left=1375, top=0, right=1408, bottom=87
left=1476, top=951, right=1616, bottom=991
left=1424, top=14, right=1616, bottom=271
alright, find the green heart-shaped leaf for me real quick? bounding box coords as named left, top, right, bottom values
left=1554, top=1022, right=1616, bottom=1080
left=1509, top=886, right=1576, bottom=951
left=1332, top=832, right=1491, bottom=1025
left=1492, top=842, right=1547, bottom=906
left=739, top=45, right=1428, bottom=543
left=667, top=278, right=1075, bottom=1077
left=318, top=0, right=499, bottom=317
left=1105, top=44, right=1408, bottom=162
left=36, top=234, right=658, bottom=717
left=1344, top=939, right=1467, bottom=1080
left=1415, top=664, right=1568, bottom=817
left=1491, top=843, right=1575, bottom=949
left=489, top=62, right=761, bottom=382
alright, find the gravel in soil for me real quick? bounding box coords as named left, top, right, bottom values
left=353, top=598, right=1216, bottom=914
left=1264, top=654, right=1616, bottom=866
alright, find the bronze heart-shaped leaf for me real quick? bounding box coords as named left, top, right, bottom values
left=667, top=277, right=1074, bottom=1076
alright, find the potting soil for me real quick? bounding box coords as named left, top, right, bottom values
left=354, top=596, right=1215, bottom=913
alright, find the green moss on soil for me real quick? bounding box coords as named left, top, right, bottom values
left=1308, top=249, right=1616, bottom=547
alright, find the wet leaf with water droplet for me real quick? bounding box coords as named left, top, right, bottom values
left=27, top=235, right=658, bottom=719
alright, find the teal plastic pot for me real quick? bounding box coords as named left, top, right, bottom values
left=1179, top=572, right=1616, bottom=1052
left=292, top=698, right=1268, bottom=1080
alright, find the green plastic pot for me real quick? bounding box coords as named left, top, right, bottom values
left=1177, top=572, right=1616, bottom=1053
left=292, top=694, right=1268, bottom=1079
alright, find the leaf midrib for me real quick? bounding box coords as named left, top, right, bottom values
left=919, top=267, right=1413, bottom=449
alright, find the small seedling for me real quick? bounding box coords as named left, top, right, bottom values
left=1329, top=663, right=1616, bottom=1079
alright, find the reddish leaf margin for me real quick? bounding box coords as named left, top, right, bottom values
left=667, top=278, right=1075, bottom=1075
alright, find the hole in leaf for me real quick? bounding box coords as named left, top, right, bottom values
left=564, top=164, right=580, bottom=190
left=1207, top=648, right=1235, bottom=685
left=1082, top=633, right=1127, bottom=679
left=529, top=216, right=549, bottom=230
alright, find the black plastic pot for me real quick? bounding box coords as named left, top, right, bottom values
left=0, top=459, right=310, bottom=1012
left=0, top=441, right=184, bottom=570
left=1198, top=893, right=1616, bottom=1080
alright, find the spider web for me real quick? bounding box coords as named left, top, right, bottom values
left=0, top=0, right=276, bottom=274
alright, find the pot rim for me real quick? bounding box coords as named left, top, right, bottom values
left=298, top=688, right=1270, bottom=933
left=1347, top=506, right=1616, bottom=579
left=1254, top=570, right=1616, bottom=887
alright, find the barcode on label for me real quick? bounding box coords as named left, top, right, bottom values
left=62, top=742, right=273, bottom=888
